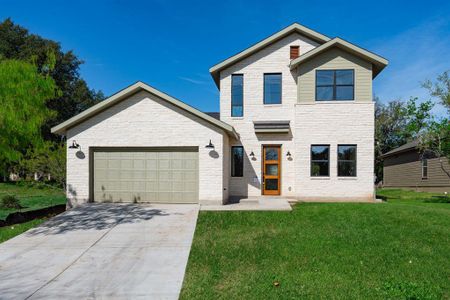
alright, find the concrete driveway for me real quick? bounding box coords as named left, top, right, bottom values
left=0, top=203, right=199, bottom=299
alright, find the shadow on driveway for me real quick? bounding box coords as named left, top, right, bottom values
left=26, top=203, right=170, bottom=235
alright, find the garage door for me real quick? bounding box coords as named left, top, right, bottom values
left=92, top=148, right=198, bottom=203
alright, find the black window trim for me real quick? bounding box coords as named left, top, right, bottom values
left=231, top=145, right=244, bottom=177
left=310, top=144, right=330, bottom=177
left=337, top=144, right=357, bottom=177
left=315, top=69, right=355, bottom=101
left=263, top=73, right=282, bottom=105
left=421, top=158, right=428, bottom=180
left=231, top=74, right=244, bottom=117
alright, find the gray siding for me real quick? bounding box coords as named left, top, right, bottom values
left=383, top=150, right=450, bottom=192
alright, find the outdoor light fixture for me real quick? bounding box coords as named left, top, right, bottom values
left=205, top=139, right=215, bottom=149
left=69, top=140, right=80, bottom=149
left=286, top=151, right=292, bottom=158
left=250, top=151, right=255, bottom=158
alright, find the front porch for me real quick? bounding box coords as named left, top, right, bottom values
left=200, top=196, right=293, bottom=211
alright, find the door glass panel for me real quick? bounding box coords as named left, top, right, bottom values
left=265, top=148, right=278, bottom=160
left=265, top=179, right=278, bottom=190
left=265, top=164, right=278, bottom=176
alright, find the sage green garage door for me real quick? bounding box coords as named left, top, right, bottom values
left=92, top=148, right=198, bottom=203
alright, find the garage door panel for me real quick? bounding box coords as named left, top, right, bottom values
left=93, top=149, right=198, bottom=203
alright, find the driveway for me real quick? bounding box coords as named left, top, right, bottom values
left=0, top=203, right=199, bottom=299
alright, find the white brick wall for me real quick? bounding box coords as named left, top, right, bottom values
left=66, top=90, right=227, bottom=206
left=220, top=33, right=319, bottom=197
left=218, top=32, right=375, bottom=201
left=295, top=102, right=375, bottom=201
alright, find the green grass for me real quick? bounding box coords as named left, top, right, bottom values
left=0, top=182, right=65, bottom=220
left=181, top=189, right=450, bottom=299
left=0, top=218, right=47, bottom=243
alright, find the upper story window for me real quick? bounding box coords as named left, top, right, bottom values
left=311, top=145, right=330, bottom=177
left=338, top=145, right=357, bottom=177
left=231, top=74, right=244, bottom=117
left=421, top=159, right=428, bottom=179
left=316, top=69, right=354, bottom=101
left=264, top=73, right=282, bottom=104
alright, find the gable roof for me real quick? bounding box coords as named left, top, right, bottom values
left=209, top=23, right=331, bottom=87
left=51, top=81, right=238, bottom=139
left=381, top=140, right=419, bottom=158
left=289, top=37, right=388, bottom=78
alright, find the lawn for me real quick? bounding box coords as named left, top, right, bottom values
left=0, top=182, right=66, bottom=220
left=0, top=218, right=47, bottom=243
left=181, top=188, right=450, bottom=299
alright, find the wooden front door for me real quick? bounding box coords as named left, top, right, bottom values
left=262, top=145, right=281, bottom=195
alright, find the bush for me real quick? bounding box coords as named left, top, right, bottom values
left=1, top=195, right=21, bottom=209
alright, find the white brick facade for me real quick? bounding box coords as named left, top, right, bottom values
left=65, top=90, right=227, bottom=206
left=218, top=33, right=375, bottom=201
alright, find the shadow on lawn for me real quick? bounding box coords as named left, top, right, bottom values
left=25, top=203, right=169, bottom=235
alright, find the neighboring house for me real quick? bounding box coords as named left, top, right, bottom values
left=382, top=141, right=450, bottom=193
left=51, top=23, right=388, bottom=207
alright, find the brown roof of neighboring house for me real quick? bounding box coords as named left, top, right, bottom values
left=381, top=140, right=419, bottom=158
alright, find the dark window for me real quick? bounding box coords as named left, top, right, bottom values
left=290, top=45, right=300, bottom=59
left=316, top=70, right=354, bottom=101
left=338, top=145, right=357, bottom=177
left=422, top=159, right=428, bottom=179
left=311, top=145, right=329, bottom=176
left=264, top=73, right=282, bottom=104
left=231, top=146, right=244, bottom=177
left=231, top=74, right=243, bottom=117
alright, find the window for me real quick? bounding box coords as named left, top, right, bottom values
left=231, top=146, right=244, bottom=177
left=264, top=73, right=282, bottom=104
left=290, top=45, right=300, bottom=59
left=422, top=159, right=428, bottom=179
left=231, top=74, right=243, bottom=117
left=338, top=145, right=357, bottom=177
left=316, top=69, right=354, bottom=101
left=311, top=145, right=329, bottom=176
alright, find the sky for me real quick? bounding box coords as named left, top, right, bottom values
left=1, top=0, right=450, bottom=114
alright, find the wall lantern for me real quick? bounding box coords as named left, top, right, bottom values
left=69, top=140, right=80, bottom=149
left=249, top=151, right=255, bottom=158
left=286, top=151, right=292, bottom=158
left=205, top=139, right=215, bottom=149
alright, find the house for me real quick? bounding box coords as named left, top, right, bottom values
left=51, top=23, right=388, bottom=206
left=382, top=141, right=450, bottom=193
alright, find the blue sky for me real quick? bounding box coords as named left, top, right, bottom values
left=1, top=0, right=450, bottom=113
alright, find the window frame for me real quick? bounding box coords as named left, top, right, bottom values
left=315, top=69, right=355, bottom=101
left=337, top=144, right=357, bottom=177
left=310, top=144, right=330, bottom=177
left=231, top=74, right=244, bottom=117
left=421, top=158, right=428, bottom=180
left=231, top=146, right=244, bottom=177
left=263, top=73, right=282, bottom=105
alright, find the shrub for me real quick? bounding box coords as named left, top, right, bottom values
left=1, top=195, right=21, bottom=209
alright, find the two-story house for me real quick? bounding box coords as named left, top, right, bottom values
left=52, top=23, right=388, bottom=207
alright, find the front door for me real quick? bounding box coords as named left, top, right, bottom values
left=262, top=145, right=281, bottom=195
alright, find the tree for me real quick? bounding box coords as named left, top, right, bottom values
left=422, top=70, right=450, bottom=114
left=19, top=141, right=66, bottom=189
left=417, top=71, right=450, bottom=178
left=374, top=97, right=434, bottom=182
left=0, top=59, right=59, bottom=174
left=0, top=18, right=104, bottom=140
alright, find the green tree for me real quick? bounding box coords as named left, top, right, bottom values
left=0, top=59, right=59, bottom=174
left=0, top=18, right=104, bottom=139
left=418, top=71, right=450, bottom=177
left=422, top=70, right=450, bottom=114
left=20, top=141, right=66, bottom=189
